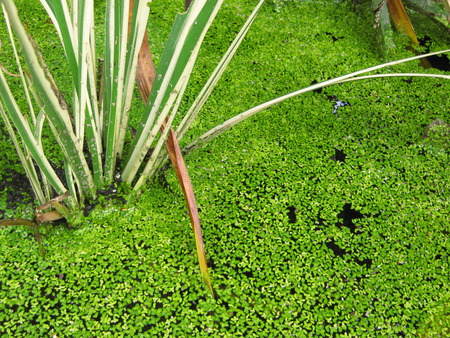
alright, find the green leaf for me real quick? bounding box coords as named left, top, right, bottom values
left=122, top=0, right=223, bottom=185
left=1, top=0, right=95, bottom=202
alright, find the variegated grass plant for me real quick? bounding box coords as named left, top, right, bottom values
left=0, top=0, right=449, bottom=294
left=0, top=0, right=265, bottom=295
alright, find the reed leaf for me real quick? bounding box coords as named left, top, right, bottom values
left=177, top=0, right=265, bottom=139
left=184, top=49, right=450, bottom=153
left=102, top=0, right=150, bottom=182
left=1, top=0, right=95, bottom=202
left=387, top=0, right=419, bottom=44
left=121, top=0, right=223, bottom=185
left=0, top=70, right=69, bottom=198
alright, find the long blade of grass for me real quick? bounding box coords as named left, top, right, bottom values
left=130, top=0, right=215, bottom=294
left=335, top=72, right=450, bottom=82
left=0, top=219, right=37, bottom=227
left=3, top=8, right=37, bottom=124
left=72, top=0, right=103, bottom=186
left=38, top=0, right=78, bottom=87
left=1, top=4, right=65, bottom=199
left=102, top=0, right=150, bottom=182
left=78, top=1, right=103, bottom=185
left=39, top=0, right=103, bottom=186
left=116, top=0, right=152, bottom=156
left=134, top=31, right=157, bottom=101
left=23, top=31, right=84, bottom=202
left=0, top=71, right=68, bottom=197
left=184, top=49, right=450, bottom=153
left=121, top=0, right=223, bottom=184
left=177, top=0, right=265, bottom=139
left=386, top=0, right=432, bottom=67
left=0, top=101, right=47, bottom=205
left=1, top=6, right=51, bottom=204
left=387, top=0, right=419, bottom=44
left=165, top=121, right=214, bottom=295
left=135, top=55, right=214, bottom=299
left=1, top=0, right=95, bottom=200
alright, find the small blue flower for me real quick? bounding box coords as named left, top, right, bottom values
left=332, top=100, right=351, bottom=114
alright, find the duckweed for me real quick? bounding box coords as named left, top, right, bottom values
left=0, top=0, right=449, bottom=335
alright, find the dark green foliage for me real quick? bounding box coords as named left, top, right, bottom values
left=0, top=0, right=449, bottom=336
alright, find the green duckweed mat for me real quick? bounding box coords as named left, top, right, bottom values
left=0, top=0, right=449, bottom=336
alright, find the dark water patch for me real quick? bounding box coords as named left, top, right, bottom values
left=0, top=169, right=35, bottom=219
left=326, top=239, right=373, bottom=269
left=325, top=32, right=345, bottom=42
left=354, top=257, right=373, bottom=269
left=418, top=36, right=450, bottom=71
left=330, top=148, right=347, bottom=163
left=207, top=257, right=217, bottom=270
left=326, top=240, right=350, bottom=258
left=286, top=206, right=298, bottom=223
left=336, top=203, right=365, bottom=234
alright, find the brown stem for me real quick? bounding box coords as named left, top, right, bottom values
left=129, top=0, right=214, bottom=295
